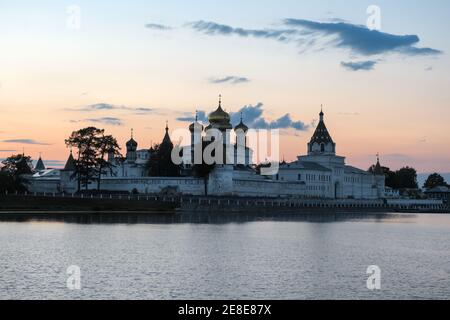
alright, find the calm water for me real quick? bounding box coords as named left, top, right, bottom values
left=0, top=212, right=449, bottom=300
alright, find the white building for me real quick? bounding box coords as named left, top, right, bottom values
left=274, top=109, right=385, bottom=199
left=29, top=101, right=386, bottom=199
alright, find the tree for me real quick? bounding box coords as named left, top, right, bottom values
left=395, top=166, right=418, bottom=189
left=0, top=154, right=33, bottom=193
left=1, top=154, right=33, bottom=175
left=94, top=133, right=120, bottom=191
left=147, top=143, right=181, bottom=177
left=368, top=164, right=418, bottom=189
left=423, top=173, right=447, bottom=190
left=65, top=127, right=120, bottom=192
left=368, top=165, right=397, bottom=189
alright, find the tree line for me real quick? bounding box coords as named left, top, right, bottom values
left=368, top=165, right=449, bottom=190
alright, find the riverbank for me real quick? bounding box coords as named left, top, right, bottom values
left=0, top=195, right=177, bottom=213
left=1, top=194, right=448, bottom=214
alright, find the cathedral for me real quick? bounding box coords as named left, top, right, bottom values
left=29, top=98, right=386, bottom=199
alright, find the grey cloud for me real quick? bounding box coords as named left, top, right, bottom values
left=186, top=19, right=440, bottom=71
left=284, top=19, right=442, bottom=57
left=177, top=102, right=310, bottom=132
left=341, top=60, right=377, bottom=71
left=71, top=117, right=124, bottom=126
left=176, top=111, right=208, bottom=123
left=209, top=76, right=250, bottom=85
left=234, top=103, right=309, bottom=131
left=145, top=23, right=173, bottom=30
left=189, top=20, right=296, bottom=42
left=2, top=139, right=51, bottom=145
left=66, top=103, right=157, bottom=115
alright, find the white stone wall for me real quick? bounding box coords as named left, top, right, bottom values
left=275, top=168, right=333, bottom=198
left=207, top=165, right=234, bottom=196
left=342, top=173, right=378, bottom=199
left=99, top=177, right=205, bottom=195
left=233, top=179, right=306, bottom=197
left=28, top=179, right=61, bottom=193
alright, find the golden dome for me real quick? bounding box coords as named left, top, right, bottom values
left=208, top=95, right=232, bottom=127
left=209, top=105, right=230, bottom=123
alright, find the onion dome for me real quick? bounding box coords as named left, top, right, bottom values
left=207, top=95, right=232, bottom=130
left=234, top=112, right=249, bottom=132
left=126, top=129, right=138, bottom=151
left=189, top=112, right=204, bottom=132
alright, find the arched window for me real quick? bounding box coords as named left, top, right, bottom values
left=320, top=143, right=325, bottom=152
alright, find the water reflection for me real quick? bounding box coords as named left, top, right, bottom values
left=0, top=211, right=412, bottom=225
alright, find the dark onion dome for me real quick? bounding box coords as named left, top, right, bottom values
left=126, top=137, right=137, bottom=149
left=309, top=110, right=334, bottom=145
left=63, top=150, right=76, bottom=171
left=126, top=129, right=138, bottom=150
left=234, top=113, right=249, bottom=132
left=189, top=112, right=204, bottom=132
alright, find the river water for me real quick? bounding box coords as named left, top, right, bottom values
left=0, top=212, right=449, bottom=300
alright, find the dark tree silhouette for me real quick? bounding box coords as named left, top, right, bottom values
left=0, top=154, right=33, bottom=193
left=65, top=127, right=120, bottom=192
left=423, top=173, right=447, bottom=189
left=147, top=143, right=181, bottom=177
left=368, top=165, right=397, bottom=189
left=395, top=167, right=418, bottom=189
left=1, top=154, right=33, bottom=175
left=95, top=133, right=120, bottom=191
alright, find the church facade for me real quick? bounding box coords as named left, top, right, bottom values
left=29, top=99, right=386, bottom=199
left=274, top=109, right=385, bottom=199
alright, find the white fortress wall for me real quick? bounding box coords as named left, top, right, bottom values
left=99, top=177, right=205, bottom=195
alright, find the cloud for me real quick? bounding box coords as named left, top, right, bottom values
left=341, top=60, right=377, bottom=71
left=177, top=102, right=310, bottom=132
left=65, top=103, right=157, bottom=115
left=209, top=76, right=250, bottom=85
left=338, top=112, right=360, bottom=116
left=235, top=103, right=310, bottom=131
left=2, top=139, right=51, bottom=145
left=283, top=19, right=442, bottom=57
left=0, top=150, right=17, bottom=152
left=184, top=19, right=441, bottom=71
left=189, top=20, right=296, bottom=42
left=71, top=117, right=124, bottom=126
left=145, top=23, right=172, bottom=30
left=176, top=111, right=209, bottom=123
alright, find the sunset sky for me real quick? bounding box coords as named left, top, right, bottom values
left=1, top=0, right=449, bottom=173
